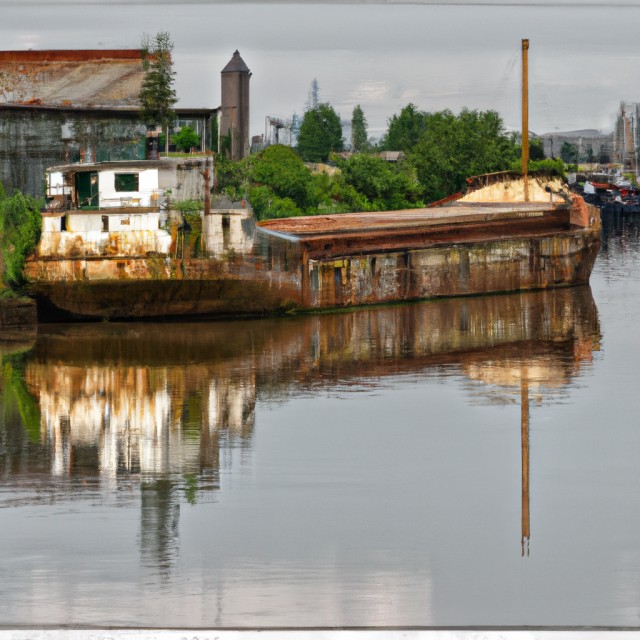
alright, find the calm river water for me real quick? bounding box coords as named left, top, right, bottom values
left=2, top=212, right=640, bottom=628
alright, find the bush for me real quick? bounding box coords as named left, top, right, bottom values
left=0, top=185, right=43, bottom=289
left=173, top=126, right=200, bottom=153
left=248, top=186, right=302, bottom=220
left=250, top=145, right=315, bottom=209
left=509, top=157, right=566, bottom=178
left=338, top=154, right=422, bottom=211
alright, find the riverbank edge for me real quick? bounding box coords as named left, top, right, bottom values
left=0, top=295, right=37, bottom=341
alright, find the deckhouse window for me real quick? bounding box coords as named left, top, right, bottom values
left=115, top=173, right=139, bottom=192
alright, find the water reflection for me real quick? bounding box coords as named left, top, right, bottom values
left=599, top=208, right=640, bottom=281
left=0, top=286, right=601, bottom=625
left=8, top=292, right=599, bottom=516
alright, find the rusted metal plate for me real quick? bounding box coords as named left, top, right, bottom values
left=0, top=50, right=144, bottom=109
left=259, top=206, right=572, bottom=258
left=258, top=204, right=558, bottom=236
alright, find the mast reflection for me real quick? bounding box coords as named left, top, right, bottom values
left=522, top=373, right=530, bottom=557
left=459, top=289, right=600, bottom=556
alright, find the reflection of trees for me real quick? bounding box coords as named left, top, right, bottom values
left=140, top=478, right=180, bottom=578
left=0, top=351, right=42, bottom=482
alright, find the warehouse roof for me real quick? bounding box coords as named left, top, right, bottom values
left=0, top=49, right=145, bottom=109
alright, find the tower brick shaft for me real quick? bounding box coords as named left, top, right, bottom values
left=220, top=50, right=251, bottom=161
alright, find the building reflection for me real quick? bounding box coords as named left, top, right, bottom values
left=2, top=285, right=600, bottom=570
left=29, top=365, right=255, bottom=479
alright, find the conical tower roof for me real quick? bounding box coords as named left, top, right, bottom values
left=221, top=50, right=250, bottom=74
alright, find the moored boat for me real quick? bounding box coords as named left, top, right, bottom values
left=256, top=171, right=600, bottom=310
left=24, top=164, right=600, bottom=320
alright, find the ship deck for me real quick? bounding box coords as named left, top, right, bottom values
left=257, top=203, right=571, bottom=258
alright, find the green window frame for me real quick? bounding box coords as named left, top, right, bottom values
left=114, top=173, right=139, bottom=192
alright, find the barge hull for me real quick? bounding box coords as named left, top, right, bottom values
left=26, top=223, right=600, bottom=320
left=302, top=226, right=600, bottom=309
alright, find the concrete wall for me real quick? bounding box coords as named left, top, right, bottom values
left=64, top=211, right=161, bottom=234
left=43, top=215, right=63, bottom=233
left=0, top=110, right=146, bottom=196
left=203, top=211, right=255, bottom=256
left=37, top=228, right=171, bottom=257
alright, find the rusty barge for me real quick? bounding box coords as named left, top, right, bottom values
left=256, top=173, right=600, bottom=310
left=23, top=166, right=601, bottom=320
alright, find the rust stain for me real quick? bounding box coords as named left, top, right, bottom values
left=0, top=50, right=142, bottom=63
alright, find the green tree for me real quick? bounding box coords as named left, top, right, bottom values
left=560, top=141, right=578, bottom=165
left=409, top=109, right=519, bottom=202
left=248, top=186, right=302, bottom=220
left=380, top=103, right=426, bottom=151
left=338, top=154, right=421, bottom=210
left=306, top=78, right=320, bottom=110
left=0, top=184, right=43, bottom=289
left=297, top=103, right=344, bottom=163
left=584, top=145, right=595, bottom=164
left=351, top=105, right=369, bottom=153
left=529, top=137, right=545, bottom=161
left=173, top=126, right=200, bottom=152
left=217, top=144, right=323, bottom=220
left=139, top=31, right=177, bottom=154
left=250, top=145, right=315, bottom=210
left=290, top=112, right=301, bottom=146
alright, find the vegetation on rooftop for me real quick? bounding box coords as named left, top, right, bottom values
left=173, top=126, right=201, bottom=153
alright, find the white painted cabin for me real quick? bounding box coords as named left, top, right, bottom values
left=41, top=161, right=171, bottom=257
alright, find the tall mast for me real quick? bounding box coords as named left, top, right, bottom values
left=522, top=38, right=530, bottom=202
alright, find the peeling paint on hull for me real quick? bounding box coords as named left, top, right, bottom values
left=304, top=227, right=600, bottom=309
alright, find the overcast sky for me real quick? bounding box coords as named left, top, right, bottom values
left=2, top=0, right=640, bottom=140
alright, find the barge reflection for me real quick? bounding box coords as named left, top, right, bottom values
left=1, top=285, right=600, bottom=570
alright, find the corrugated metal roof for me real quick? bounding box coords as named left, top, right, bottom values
left=0, top=50, right=144, bottom=109
left=221, top=50, right=250, bottom=74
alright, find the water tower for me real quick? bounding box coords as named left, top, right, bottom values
left=219, top=50, right=251, bottom=160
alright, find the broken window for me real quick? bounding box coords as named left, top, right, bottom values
left=114, top=173, right=139, bottom=192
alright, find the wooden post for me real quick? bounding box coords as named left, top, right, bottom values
left=201, top=158, right=211, bottom=254
left=522, top=39, right=530, bottom=202
left=202, top=158, right=211, bottom=215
